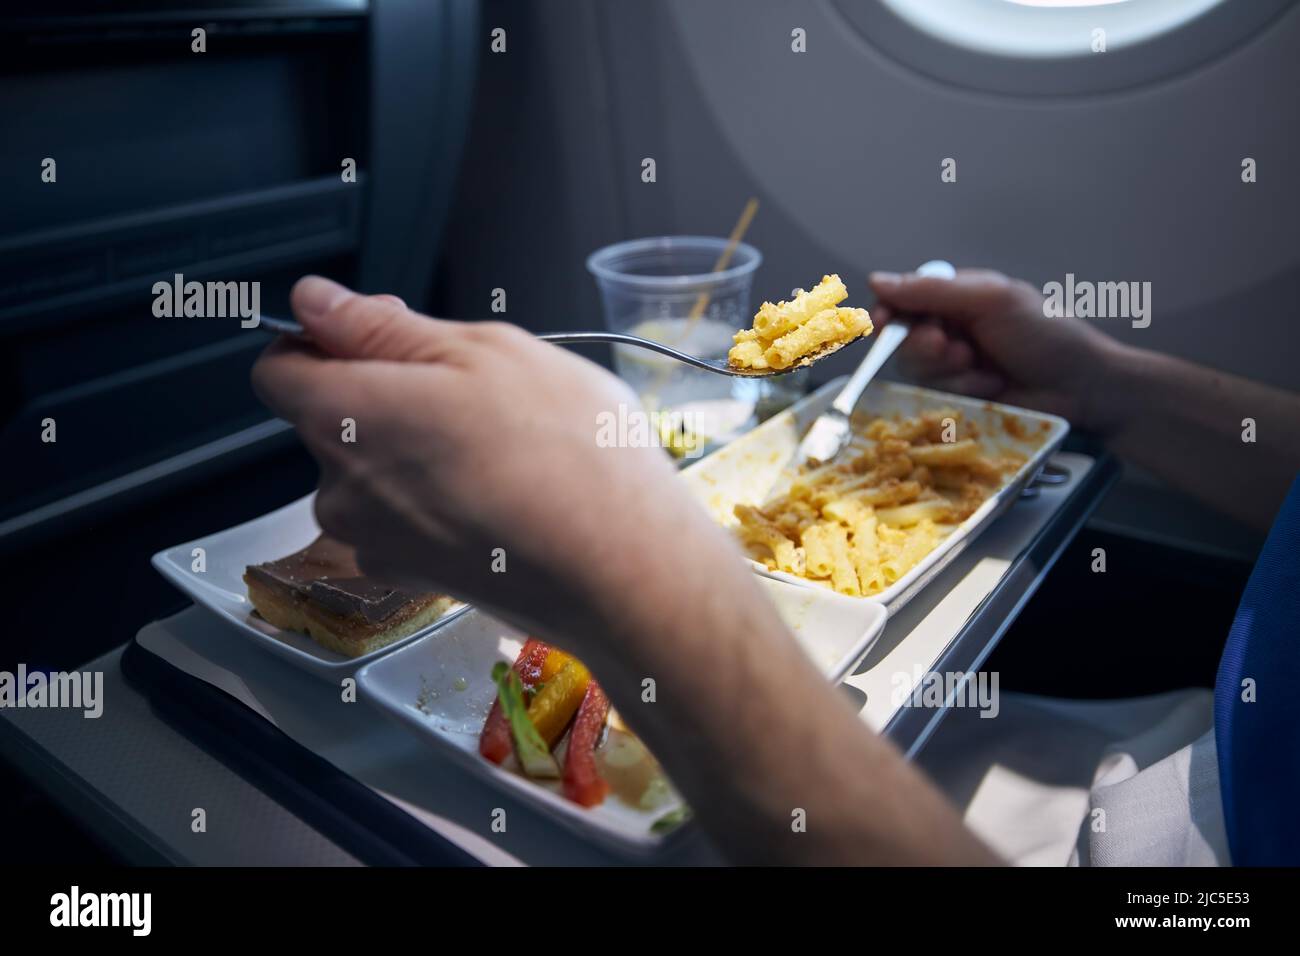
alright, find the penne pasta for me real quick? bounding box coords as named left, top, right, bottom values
left=735, top=504, right=806, bottom=575
left=907, top=439, right=981, bottom=467
left=728, top=339, right=767, bottom=369
left=729, top=274, right=871, bottom=369
left=763, top=307, right=872, bottom=370
left=825, top=522, right=860, bottom=596
left=847, top=509, right=882, bottom=595
left=875, top=498, right=958, bottom=527
left=844, top=479, right=923, bottom=508
left=752, top=274, right=848, bottom=339
left=728, top=409, right=1021, bottom=596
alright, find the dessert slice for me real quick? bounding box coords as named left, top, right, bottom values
left=244, top=535, right=456, bottom=658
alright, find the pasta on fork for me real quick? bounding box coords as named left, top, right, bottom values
left=734, top=410, right=1025, bottom=596
left=728, top=274, right=873, bottom=371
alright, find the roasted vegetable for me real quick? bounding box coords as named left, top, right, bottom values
left=538, top=646, right=575, bottom=684
left=650, top=806, right=693, bottom=834
left=562, top=681, right=612, bottom=807
left=526, top=658, right=590, bottom=746
left=489, top=660, right=559, bottom=779
left=479, top=640, right=550, bottom=764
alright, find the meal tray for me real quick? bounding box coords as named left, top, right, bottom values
left=119, top=450, right=1116, bottom=864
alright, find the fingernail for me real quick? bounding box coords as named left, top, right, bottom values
left=870, top=271, right=901, bottom=289
left=294, top=275, right=354, bottom=322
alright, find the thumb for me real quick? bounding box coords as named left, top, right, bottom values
left=291, top=275, right=456, bottom=362
left=868, top=270, right=1027, bottom=325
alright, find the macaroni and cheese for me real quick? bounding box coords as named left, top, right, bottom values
left=734, top=410, right=1025, bottom=596
left=728, top=274, right=873, bottom=371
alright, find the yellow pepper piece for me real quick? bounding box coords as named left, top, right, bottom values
left=527, top=659, right=590, bottom=746
left=539, top=647, right=574, bottom=684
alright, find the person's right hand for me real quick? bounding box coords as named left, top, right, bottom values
left=868, top=268, right=1128, bottom=432
left=249, top=276, right=774, bottom=677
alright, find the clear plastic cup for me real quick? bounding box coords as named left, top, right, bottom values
left=587, top=236, right=764, bottom=443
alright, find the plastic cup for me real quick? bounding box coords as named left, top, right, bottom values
left=586, top=236, right=764, bottom=442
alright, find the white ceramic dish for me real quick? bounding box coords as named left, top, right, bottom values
left=681, top=379, right=1069, bottom=610
left=356, top=575, right=886, bottom=855
left=151, top=494, right=468, bottom=679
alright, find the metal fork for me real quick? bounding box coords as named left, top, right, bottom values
left=255, top=316, right=867, bottom=378
left=793, top=259, right=955, bottom=465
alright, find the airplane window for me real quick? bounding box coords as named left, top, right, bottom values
left=879, top=0, right=1227, bottom=58
left=835, top=0, right=1291, bottom=95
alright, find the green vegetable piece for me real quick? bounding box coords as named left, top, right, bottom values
left=650, top=806, right=693, bottom=834
left=491, top=661, right=560, bottom=779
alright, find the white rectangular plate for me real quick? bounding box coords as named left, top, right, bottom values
left=151, top=494, right=468, bottom=679
left=681, top=379, right=1069, bottom=610
left=356, top=575, right=886, bottom=855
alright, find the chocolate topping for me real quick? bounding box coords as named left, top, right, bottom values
left=246, top=535, right=421, bottom=624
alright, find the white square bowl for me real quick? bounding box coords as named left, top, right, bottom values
left=151, top=494, right=468, bottom=679
left=680, top=379, right=1068, bottom=610
left=355, top=575, right=886, bottom=855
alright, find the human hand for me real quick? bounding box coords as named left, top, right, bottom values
left=869, top=268, right=1129, bottom=432
left=250, top=276, right=757, bottom=665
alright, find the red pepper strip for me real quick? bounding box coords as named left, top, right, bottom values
left=562, top=680, right=612, bottom=807
left=480, top=639, right=550, bottom=764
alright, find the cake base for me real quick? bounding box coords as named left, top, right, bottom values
left=245, top=575, right=457, bottom=658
